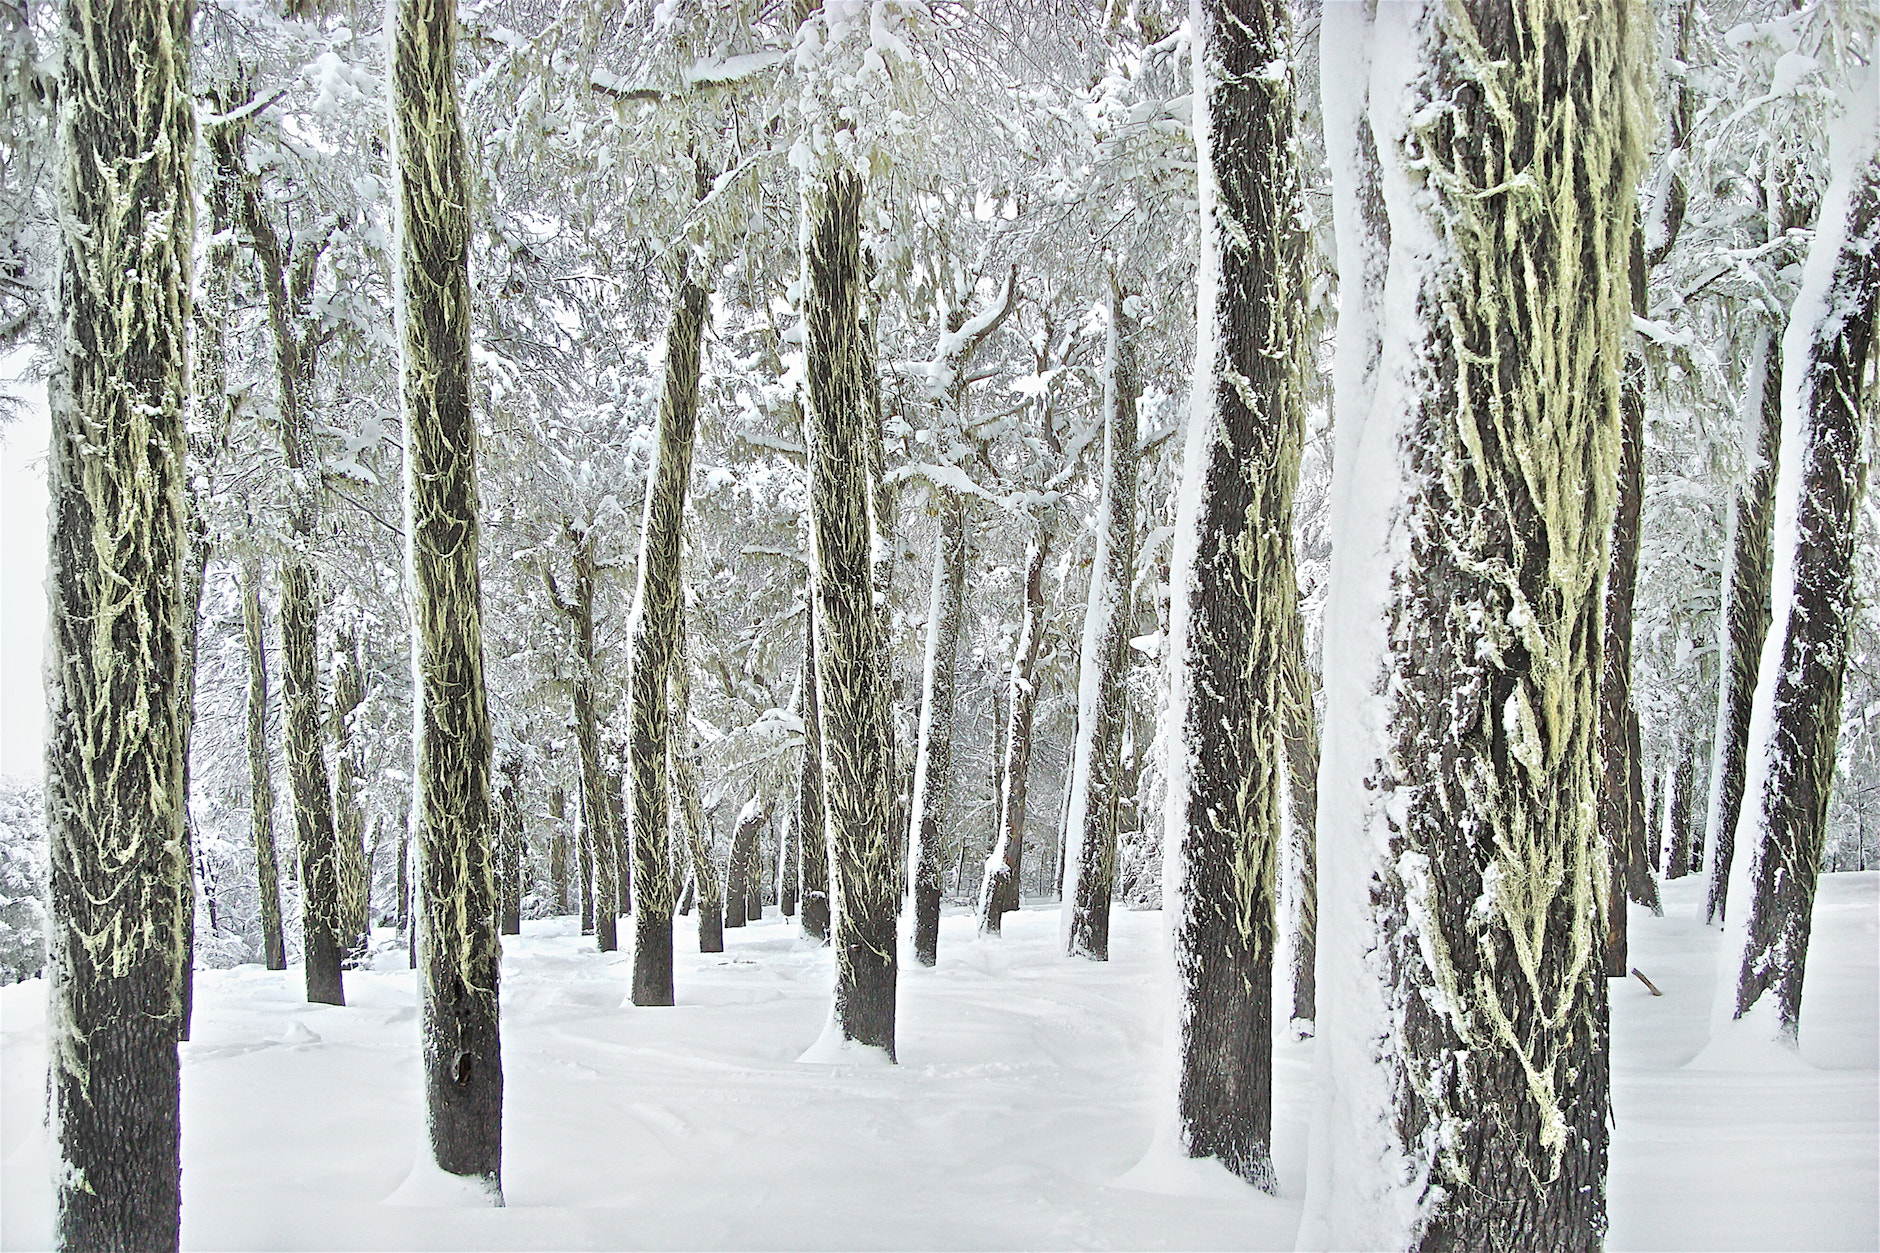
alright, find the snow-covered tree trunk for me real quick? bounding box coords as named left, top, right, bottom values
left=671, top=613, right=723, bottom=953
left=1722, top=88, right=1879, bottom=1042
left=803, top=169, right=898, bottom=1056
left=392, top=0, right=502, bottom=1194
left=241, top=564, right=287, bottom=969
left=1164, top=0, right=1306, bottom=1190
left=46, top=0, right=193, bottom=1242
left=628, top=270, right=709, bottom=1005
left=1704, top=322, right=1783, bottom=924
left=980, top=521, right=1053, bottom=933
left=798, top=609, right=830, bottom=942
left=1063, top=287, right=1140, bottom=961
left=907, top=488, right=964, bottom=964
left=1303, top=0, right=1646, bottom=1245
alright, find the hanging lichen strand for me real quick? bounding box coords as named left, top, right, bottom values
left=1728, top=139, right=1880, bottom=1039
left=907, top=489, right=964, bottom=965
left=628, top=273, right=711, bottom=1006
left=45, top=0, right=193, bottom=1245
left=1378, top=0, right=1646, bottom=1245
left=391, top=0, right=503, bottom=1195
left=1064, top=285, right=1140, bottom=962
left=1165, top=0, right=1305, bottom=1192
left=803, top=170, right=899, bottom=1057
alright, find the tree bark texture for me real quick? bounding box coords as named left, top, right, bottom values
left=46, top=0, right=193, bottom=1242
left=496, top=759, right=523, bottom=936
left=797, top=602, right=830, bottom=942
left=628, top=273, right=709, bottom=1006
left=980, top=520, right=1051, bottom=934
left=560, top=534, right=619, bottom=952
left=1279, top=579, right=1320, bottom=1026
left=1665, top=739, right=1696, bottom=880
left=1705, top=323, right=1782, bottom=924
left=803, top=170, right=899, bottom=1057
left=1064, top=288, right=1140, bottom=961
left=242, top=568, right=287, bottom=969
left=1167, top=0, right=1304, bottom=1190
left=672, top=616, right=723, bottom=952
left=392, top=0, right=503, bottom=1192
left=332, top=632, right=370, bottom=960
left=549, top=785, right=568, bottom=914
left=1727, top=141, right=1879, bottom=1039
left=907, top=489, right=964, bottom=964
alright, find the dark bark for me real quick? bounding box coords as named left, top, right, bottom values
left=908, top=489, right=964, bottom=964
left=577, top=772, right=595, bottom=935
left=549, top=785, right=568, bottom=914
left=46, top=0, right=192, bottom=1242
left=980, top=520, right=1051, bottom=934
left=556, top=532, right=619, bottom=952
left=798, top=607, right=830, bottom=942
left=803, top=169, right=898, bottom=1056
left=725, top=812, right=748, bottom=930
left=393, top=0, right=503, bottom=1190
left=1279, top=581, right=1320, bottom=1025
left=672, top=615, right=724, bottom=952
left=242, top=565, right=287, bottom=970
left=1170, top=0, right=1305, bottom=1190
left=332, top=632, right=370, bottom=962
left=1731, top=149, right=1880, bottom=1038
left=497, top=759, right=523, bottom=936
left=1666, top=740, right=1696, bottom=880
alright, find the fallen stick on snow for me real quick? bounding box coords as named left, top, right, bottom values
left=1630, top=967, right=1662, bottom=997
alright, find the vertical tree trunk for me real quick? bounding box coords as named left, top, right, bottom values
left=609, top=767, right=630, bottom=919
left=725, top=812, right=749, bottom=930
left=496, top=758, right=523, bottom=936
left=46, top=1, right=192, bottom=1241
left=1165, top=0, right=1307, bottom=1190
left=798, top=606, right=830, bottom=942
left=549, top=784, right=568, bottom=914
left=332, top=632, right=369, bottom=962
left=392, top=0, right=503, bottom=1193
left=1724, top=130, right=1879, bottom=1040
left=979, top=520, right=1051, bottom=933
left=780, top=800, right=798, bottom=917
left=628, top=266, right=709, bottom=1005
left=244, top=584, right=286, bottom=968
left=395, top=801, right=411, bottom=934
left=907, top=489, right=964, bottom=964
left=560, top=533, right=619, bottom=952
left=1064, top=286, right=1140, bottom=961
left=742, top=811, right=766, bottom=922
left=803, top=169, right=899, bottom=1057
left=672, top=615, right=723, bottom=952
left=1279, top=582, right=1320, bottom=1027
left=1705, top=323, right=1783, bottom=924
left=578, top=771, right=595, bottom=936
left=1665, top=741, right=1695, bottom=880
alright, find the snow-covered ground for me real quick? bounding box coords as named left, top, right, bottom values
left=3, top=874, right=1874, bottom=1250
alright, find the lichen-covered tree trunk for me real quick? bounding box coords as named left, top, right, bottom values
left=1165, top=0, right=1305, bottom=1189
left=496, top=758, right=523, bottom=936
left=548, top=784, right=568, bottom=914
left=980, top=520, right=1051, bottom=934
left=1724, top=135, right=1879, bottom=1041
left=392, top=0, right=503, bottom=1193
left=1665, top=739, right=1696, bottom=880
left=1306, top=0, right=1645, bottom=1243
left=628, top=273, right=709, bottom=1006
left=563, top=536, right=619, bottom=952
left=907, top=489, right=964, bottom=964
left=1704, top=322, right=1782, bottom=924
left=1064, top=287, right=1140, bottom=961
left=577, top=775, right=595, bottom=936
left=672, top=615, right=723, bottom=952
left=241, top=566, right=287, bottom=969
left=332, top=632, right=370, bottom=961
left=1278, top=580, right=1320, bottom=1027
left=46, top=0, right=193, bottom=1241
left=803, top=170, right=899, bottom=1056
left=798, top=601, right=830, bottom=942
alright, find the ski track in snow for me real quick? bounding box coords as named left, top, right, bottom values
left=2, top=880, right=1874, bottom=1251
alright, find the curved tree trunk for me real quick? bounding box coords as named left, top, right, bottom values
left=979, top=520, right=1051, bottom=934
left=803, top=169, right=899, bottom=1057
left=392, top=0, right=503, bottom=1193
left=907, top=489, right=964, bottom=964
left=1064, top=286, right=1140, bottom=961
left=46, top=0, right=192, bottom=1240
left=629, top=269, right=709, bottom=1006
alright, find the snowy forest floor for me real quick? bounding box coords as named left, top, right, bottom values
left=2, top=873, right=1874, bottom=1251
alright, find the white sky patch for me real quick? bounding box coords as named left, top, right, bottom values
left=0, top=347, right=49, bottom=784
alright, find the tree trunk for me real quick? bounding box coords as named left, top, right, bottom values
left=496, top=759, right=523, bottom=936
left=1724, top=135, right=1879, bottom=1041
left=549, top=785, right=568, bottom=914
left=1705, top=322, right=1783, bottom=924
left=561, top=533, right=619, bottom=952
left=780, top=801, right=798, bottom=917
left=1666, top=741, right=1696, bottom=880
left=46, top=0, right=192, bottom=1239
left=737, top=810, right=767, bottom=923
left=1064, top=285, right=1140, bottom=961
left=578, top=771, right=595, bottom=935
left=803, top=169, right=899, bottom=1057
left=628, top=266, right=709, bottom=1005
left=332, top=632, right=370, bottom=963
left=907, top=489, right=964, bottom=964
left=1279, top=580, right=1320, bottom=1027
left=392, top=0, right=503, bottom=1192
left=672, top=616, right=723, bottom=952
left=244, top=576, right=287, bottom=972
left=725, top=810, right=749, bottom=930
left=798, top=606, right=830, bottom=942
left=980, top=520, right=1051, bottom=934
left=1166, top=0, right=1311, bottom=1190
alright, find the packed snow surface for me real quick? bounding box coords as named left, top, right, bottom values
left=2, top=877, right=1874, bottom=1250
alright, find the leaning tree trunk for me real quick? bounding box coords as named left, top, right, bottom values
left=1301, top=0, right=1645, bottom=1245
left=803, top=169, right=900, bottom=1058
left=672, top=615, right=724, bottom=953
left=1063, top=285, right=1140, bottom=961
left=243, top=569, right=287, bottom=971
left=628, top=268, right=709, bottom=1005
left=392, top=0, right=503, bottom=1194
left=1704, top=321, right=1783, bottom=924
left=46, top=0, right=192, bottom=1241
left=979, top=519, right=1052, bottom=934
left=907, top=488, right=964, bottom=964
left=1164, top=0, right=1307, bottom=1190
left=797, top=605, right=831, bottom=942
left=1723, top=126, right=1879, bottom=1042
